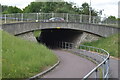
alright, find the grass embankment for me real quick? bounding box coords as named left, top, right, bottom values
left=81, top=34, right=119, bottom=58
left=33, top=30, right=41, bottom=38
left=2, top=31, right=58, bottom=78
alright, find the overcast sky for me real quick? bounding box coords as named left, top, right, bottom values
left=0, top=0, right=119, bottom=18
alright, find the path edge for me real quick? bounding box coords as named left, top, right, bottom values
left=28, top=60, right=60, bottom=80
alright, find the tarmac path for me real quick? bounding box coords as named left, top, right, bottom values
left=69, top=49, right=120, bottom=79
left=109, top=58, right=120, bottom=78
left=43, top=50, right=96, bottom=78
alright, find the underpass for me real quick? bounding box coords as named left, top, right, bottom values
left=37, top=29, right=83, bottom=49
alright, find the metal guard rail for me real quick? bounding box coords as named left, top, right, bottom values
left=79, top=45, right=110, bottom=79
left=2, top=13, right=118, bottom=26
left=55, top=41, right=110, bottom=79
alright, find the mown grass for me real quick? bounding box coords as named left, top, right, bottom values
left=81, top=33, right=119, bottom=58
left=2, top=31, right=58, bottom=78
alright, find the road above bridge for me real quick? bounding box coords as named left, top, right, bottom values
left=42, top=50, right=96, bottom=78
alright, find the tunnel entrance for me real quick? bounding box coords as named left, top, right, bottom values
left=37, top=28, right=83, bottom=49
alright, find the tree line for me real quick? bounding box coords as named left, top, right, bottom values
left=1, top=2, right=97, bottom=16
left=1, top=1, right=119, bottom=23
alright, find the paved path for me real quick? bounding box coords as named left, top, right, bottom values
left=69, top=49, right=120, bottom=78
left=42, top=50, right=96, bottom=78
left=109, top=58, right=120, bottom=78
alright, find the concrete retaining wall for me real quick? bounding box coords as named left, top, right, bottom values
left=17, top=31, right=37, bottom=42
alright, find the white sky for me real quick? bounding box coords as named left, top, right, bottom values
left=0, top=0, right=119, bottom=18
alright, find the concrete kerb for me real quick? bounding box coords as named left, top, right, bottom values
left=28, top=52, right=60, bottom=80
left=28, top=60, right=60, bottom=80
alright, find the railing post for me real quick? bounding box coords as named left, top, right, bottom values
left=52, top=13, right=54, bottom=18
left=71, top=43, right=72, bottom=49
left=93, top=17, right=95, bottom=24
left=40, top=13, right=41, bottom=22
left=105, top=61, right=108, bottom=79
left=66, top=13, right=69, bottom=22
left=43, top=13, right=45, bottom=22
left=67, top=42, right=68, bottom=49
left=80, top=14, right=82, bottom=23
left=95, top=69, right=98, bottom=79
left=21, top=13, right=23, bottom=22
left=68, top=42, right=69, bottom=49
left=67, top=42, right=69, bottom=49
left=69, top=43, right=71, bottom=49
left=37, top=13, right=39, bottom=21
left=65, top=42, right=66, bottom=49
left=5, top=14, right=7, bottom=23
left=107, top=58, right=109, bottom=78
left=102, top=62, right=105, bottom=78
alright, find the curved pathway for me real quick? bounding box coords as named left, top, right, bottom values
left=109, top=58, right=120, bottom=78
left=69, top=49, right=120, bottom=78
left=42, top=50, right=96, bottom=78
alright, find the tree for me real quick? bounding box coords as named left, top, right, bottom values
left=23, top=2, right=75, bottom=13
left=80, top=2, right=98, bottom=16
left=2, top=6, right=22, bottom=14
left=2, top=5, right=9, bottom=12
left=2, top=5, right=9, bottom=14
left=2, top=1, right=98, bottom=16
left=23, top=2, right=43, bottom=13
left=102, top=16, right=117, bottom=24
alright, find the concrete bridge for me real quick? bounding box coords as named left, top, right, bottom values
left=2, top=22, right=119, bottom=48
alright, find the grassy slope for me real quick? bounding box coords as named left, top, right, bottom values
left=2, top=31, right=57, bottom=78
left=33, top=30, right=41, bottom=37
left=82, top=34, right=119, bottom=58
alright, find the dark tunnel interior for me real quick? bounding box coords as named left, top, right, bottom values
left=37, top=28, right=83, bottom=49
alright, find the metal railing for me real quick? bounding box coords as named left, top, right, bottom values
left=1, top=13, right=118, bottom=26
left=79, top=45, right=110, bottom=79
left=43, top=41, right=76, bottom=49
left=57, top=41, right=76, bottom=49
left=54, top=41, right=110, bottom=79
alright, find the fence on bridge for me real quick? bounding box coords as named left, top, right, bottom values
left=54, top=41, right=110, bottom=79
left=1, top=13, right=118, bottom=26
